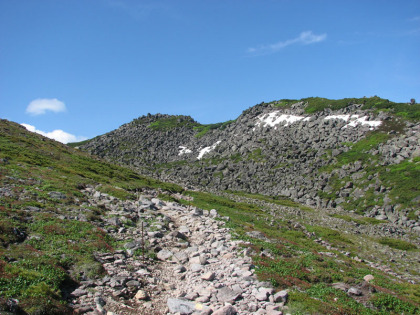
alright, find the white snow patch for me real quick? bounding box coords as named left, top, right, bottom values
left=325, top=115, right=381, bottom=130
left=255, top=111, right=308, bottom=128
left=197, top=141, right=221, bottom=160
left=345, top=116, right=382, bottom=128
left=178, top=146, right=193, bottom=156
left=324, top=115, right=350, bottom=121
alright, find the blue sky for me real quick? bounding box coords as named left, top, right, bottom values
left=1, top=0, right=419, bottom=143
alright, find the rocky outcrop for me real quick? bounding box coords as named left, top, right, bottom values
left=79, top=101, right=419, bottom=228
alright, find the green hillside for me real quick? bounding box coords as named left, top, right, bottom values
left=0, top=118, right=419, bottom=314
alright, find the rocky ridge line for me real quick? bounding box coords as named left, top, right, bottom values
left=79, top=102, right=420, bottom=230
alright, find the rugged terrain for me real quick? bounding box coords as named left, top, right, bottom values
left=77, top=97, right=420, bottom=230
left=0, top=96, right=419, bottom=315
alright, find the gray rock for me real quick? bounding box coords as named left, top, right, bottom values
left=70, top=288, right=87, bottom=297
left=174, top=265, right=187, bottom=273
left=126, top=280, right=141, bottom=288
left=273, top=290, right=288, bottom=303
left=190, top=254, right=207, bottom=265
left=245, top=230, right=266, bottom=240
left=332, top=282, right=348, bottom=291
left=179, top=225, right=191, bottom=234
left=412, top=226, right=420, bottom=232
left=213, top=305, right=237, bottom=315
left=375, top=214, right=388, bottom=220
left=94, top=296, right=106, bottom=307
left=216, top=287, right=242, bottom=303
left=201, top=272, right=215, bottom=281
left=108, top=217, right=122, bottom=227
left=171, top=231, right=188, bottom=240
left=255, top=291, right=268, bottom=301
left=348, top=287, right=363, bottom=296
left=191, top=208, right=203, bottom=216
left=174, top=251, right=189, bottom=263
left=190, top=263, right=203, bottom=272
left=167, top=298, right=201, bottom=314
left=124, top=240, right=143, bottom=250
left=48, top=191, right=66, bottom=199
left=157, top=249, right=173, bottom=261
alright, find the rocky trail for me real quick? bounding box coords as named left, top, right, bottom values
left=67, top=186, right=419, bottom=315
left=70, top=188, right=289, bottom=315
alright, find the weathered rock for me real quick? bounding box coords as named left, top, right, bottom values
left=217, top=287, right=242, bottom=303
left=157, top=249, right=173, bottom=261
left=273, top=290, right=288, bottom=303
left=167, top=298, right=204, bottom=314
left=213, top=305, right=237, bottom=315
left=108, top=217, right=122, bottom=227
left=48, top=191, right=66, bottom=199
left=70, top=288, right=88, bottom=297
left=363, top=274, right=374, bottom=282
left=135, top=290, right=148, bottom=300
left=348, top=287, right=363, bottom=296
left=201, top=272, right=215, bottom=281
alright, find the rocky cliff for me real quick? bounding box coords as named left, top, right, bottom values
left=79, top=97, right=420, bottom=229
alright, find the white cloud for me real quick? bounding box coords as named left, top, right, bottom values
left=247, top=31, right=327, bottom=55
left=21, top=123, right=87, bottom=144
left=26, top=98, right=67, bottom=115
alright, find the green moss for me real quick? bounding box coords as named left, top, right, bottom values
left=247, top=148, right=266, bottom=162
left=318, top=130, right=419, bottom=213
left=329, top=214, right=386, bottom=225
left=336, top=133, right=389, bottom=165
left=380, top=157, right=420, bottom=208
left=272, top=99, right=299, bottom=108
left=306, top=225, right=353, bottom=245
left=148, top=116, right=199, bottom=131
left=378, top=237, right=418, bottom=251
left=97, top=184, right=136, bottom=200
left=194, top=120, right=235, bottom=138
left=67, top=138, right=92, bottom=148
left=372, top=292, right=419, bottom=314
left=225, top=190, right=313, bottom=211
left=302, top=96, right=419, bottom=121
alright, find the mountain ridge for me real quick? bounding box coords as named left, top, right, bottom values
left=76, top=97, right=420, bottom=230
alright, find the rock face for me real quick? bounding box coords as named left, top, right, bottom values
left=80, top=101, right=420, bottom=227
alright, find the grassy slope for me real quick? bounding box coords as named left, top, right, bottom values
left=177, top=191, right=419, bottom=314
left=2, top=94, right=419, bottom=315
left=0, top=119, right=182, bottom=314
